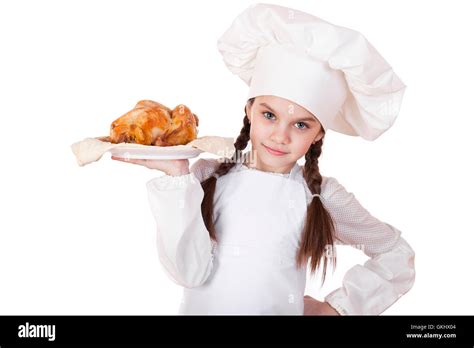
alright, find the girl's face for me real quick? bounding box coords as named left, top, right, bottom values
left=246, top=95, right=324, bottom=174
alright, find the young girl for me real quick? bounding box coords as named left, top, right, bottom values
left=113, top=3, right=415, bottom=315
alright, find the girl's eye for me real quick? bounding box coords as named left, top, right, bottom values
left=263, top=111, right=309, bottom=130
left=263, top=111, right=275, bottom=120
left=295, top=122, right=308, bottom=130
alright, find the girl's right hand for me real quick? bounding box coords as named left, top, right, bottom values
left=111, top=156, right=190, bottom=176
left=303, top=295, right=340, bottom=316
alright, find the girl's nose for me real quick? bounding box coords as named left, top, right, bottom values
left=270, top=126, right=290, bottom=145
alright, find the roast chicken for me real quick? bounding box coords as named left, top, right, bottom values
left=109, top=100, right=199, bottom=146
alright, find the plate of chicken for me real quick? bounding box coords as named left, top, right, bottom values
left=102, top=99, right=203, bottom=159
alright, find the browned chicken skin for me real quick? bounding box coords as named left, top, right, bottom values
left=109, top=100, right=199, bottom=146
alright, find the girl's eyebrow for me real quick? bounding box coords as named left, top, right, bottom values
left=259, top=102, right=317, bottom=123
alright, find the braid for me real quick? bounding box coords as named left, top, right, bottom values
left=213, top=115, right=251, bottom=177
left=303, top=140, right=323, bottom=196
left=298, top=137, right=337, bottom=285
left=201, top=103, right=252, bottom=241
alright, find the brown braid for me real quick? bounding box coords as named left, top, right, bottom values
left=296, top=138, right=337, bottom=284
left=200, top=100, right=252, bottom=241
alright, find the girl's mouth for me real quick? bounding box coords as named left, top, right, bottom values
left=263, top=144, right=288, bottom=156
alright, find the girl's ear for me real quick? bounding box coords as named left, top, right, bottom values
left=312, top=130, right=324, bottom=144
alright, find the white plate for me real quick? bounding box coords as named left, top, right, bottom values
left=109, top=145, right=204, bottom=160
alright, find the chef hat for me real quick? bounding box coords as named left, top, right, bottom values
left=217, top=3, right=406, bottom=140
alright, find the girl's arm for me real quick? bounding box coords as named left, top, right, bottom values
left=146, top=158, right=219, bottom=288
left=321, top=177, right=416, bottom=315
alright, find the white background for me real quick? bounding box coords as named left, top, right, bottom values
left=1, top=0, right=473, bottom=315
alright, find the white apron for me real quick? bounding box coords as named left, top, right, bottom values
left=179, top=162, right=310, bottom=314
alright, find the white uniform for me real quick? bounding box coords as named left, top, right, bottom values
left=146, top=156, right=416, bottom=315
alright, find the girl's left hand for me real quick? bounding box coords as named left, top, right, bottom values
left=303, top=295, right=341, bottom=315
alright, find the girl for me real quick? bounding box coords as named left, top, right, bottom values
left=113, top=3, right=415, bottom=315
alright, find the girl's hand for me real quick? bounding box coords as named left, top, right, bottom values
left=303, top=295, right=341, bottom=315
left=111, top=156, right=190, bottom=176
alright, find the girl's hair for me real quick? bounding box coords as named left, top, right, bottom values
left=200, top=98, right=336, bottom=284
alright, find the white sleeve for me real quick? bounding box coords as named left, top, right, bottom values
left=321, top=177, right=416, bottom=315
left=146, top=159, right=219, bottom=288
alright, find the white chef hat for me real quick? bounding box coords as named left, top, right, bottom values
left=217, top=3, right=406, bottom=141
